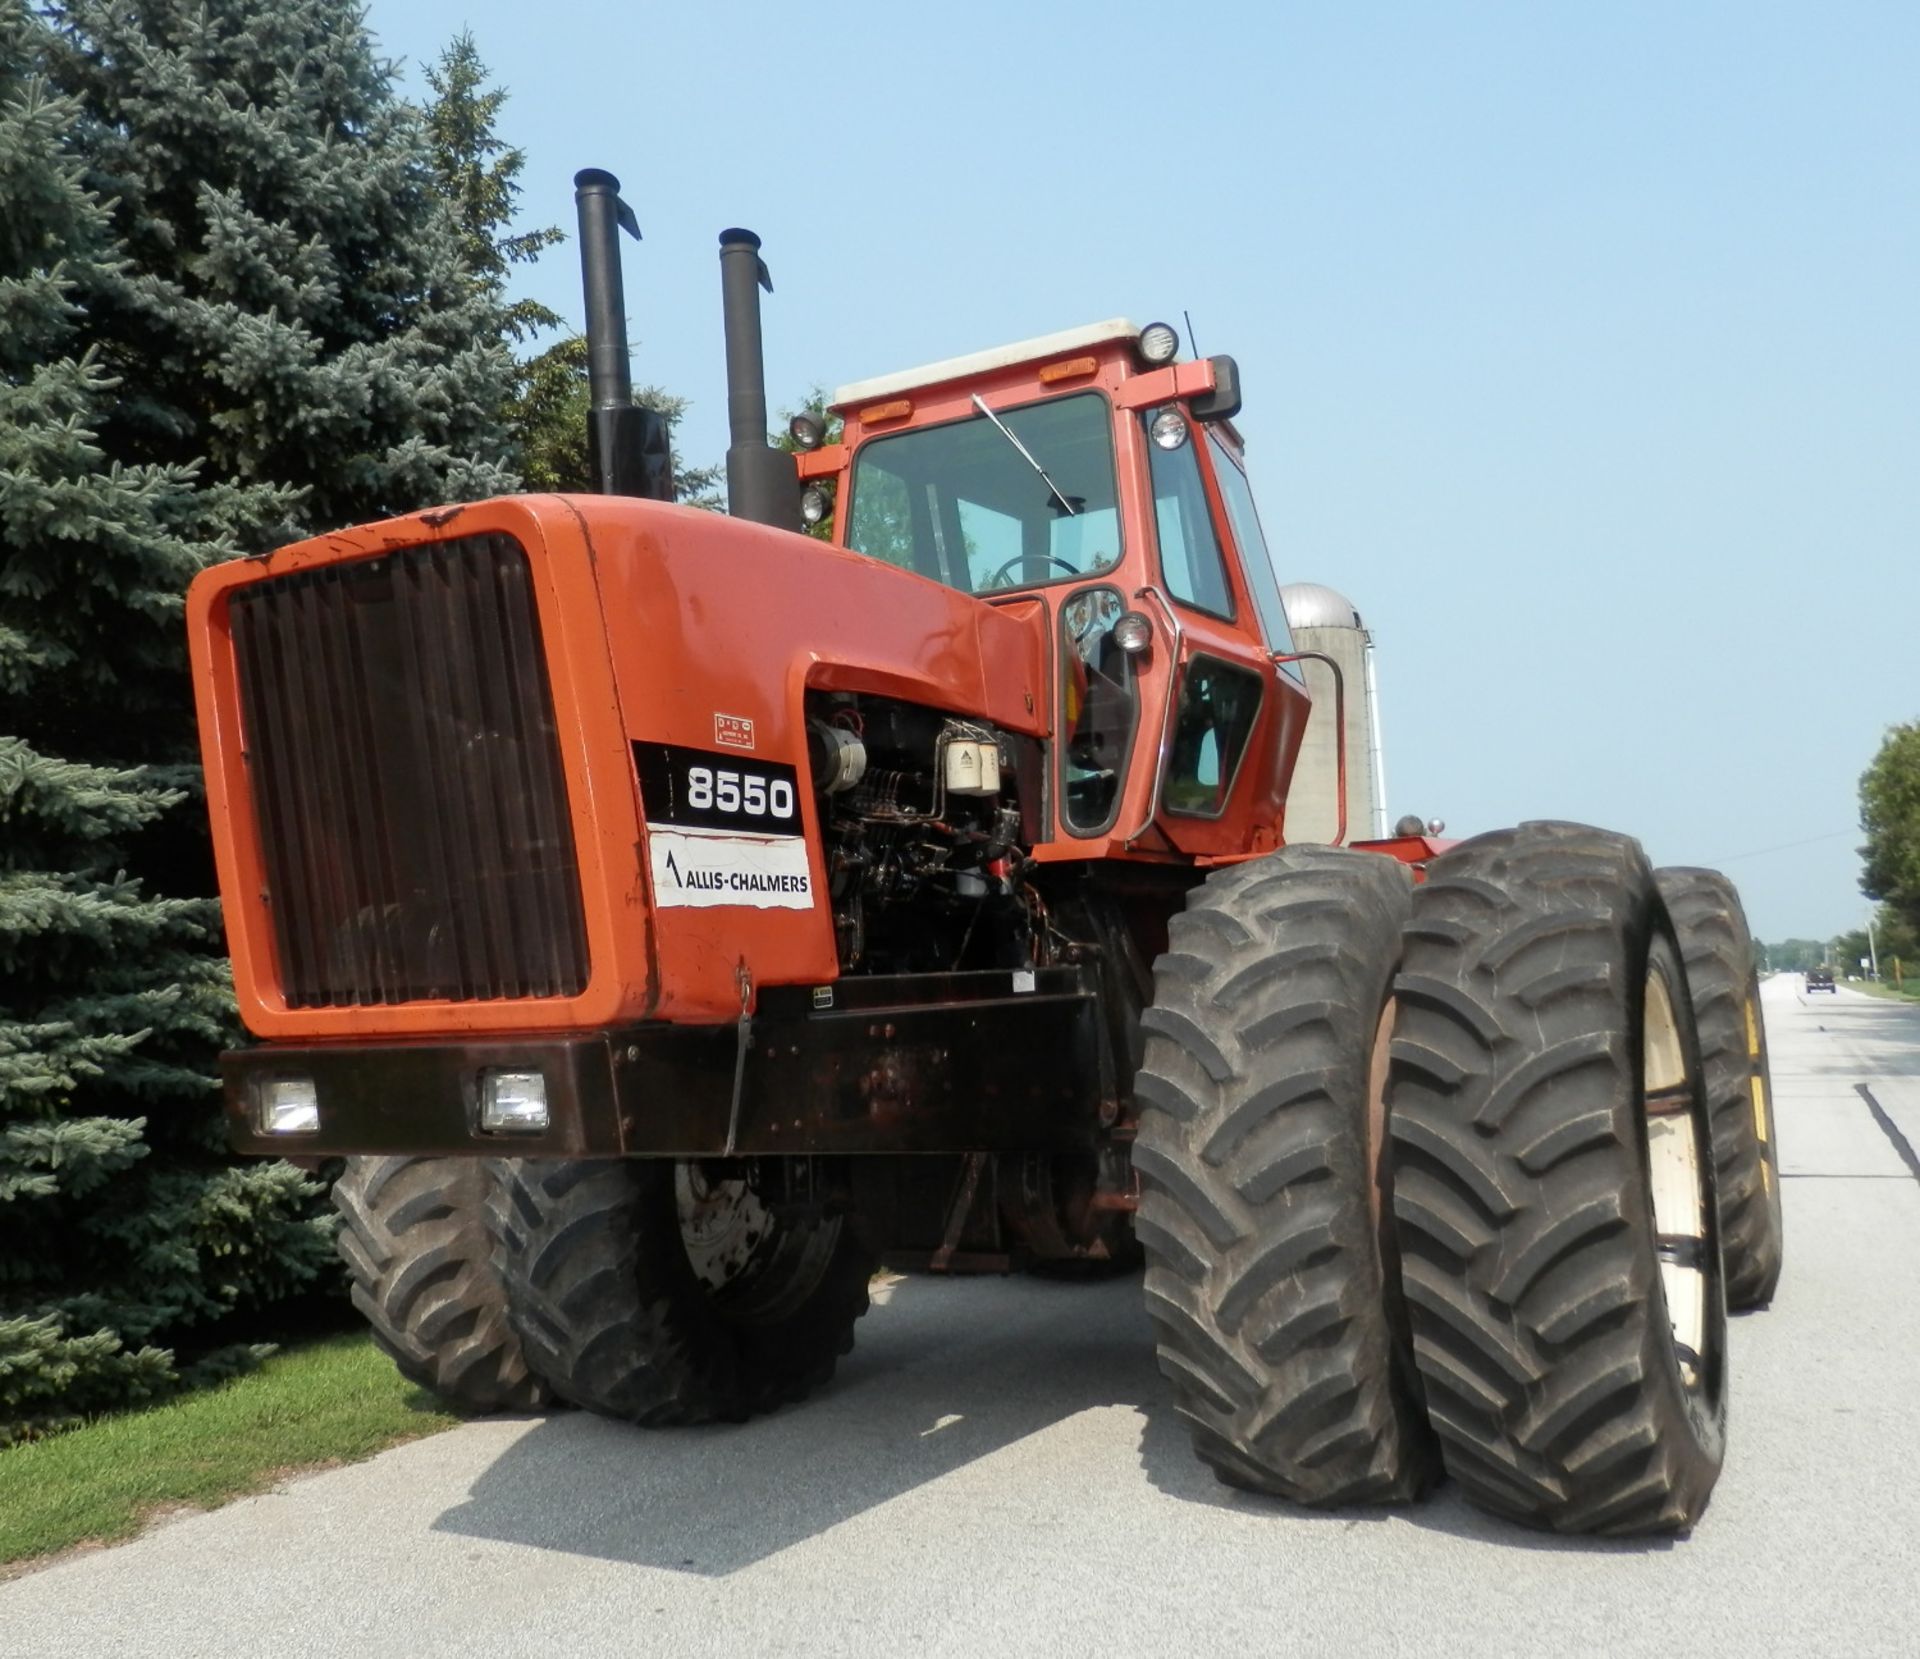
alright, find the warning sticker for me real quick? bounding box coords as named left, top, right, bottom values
left=648, top=824, right=815, bottom=910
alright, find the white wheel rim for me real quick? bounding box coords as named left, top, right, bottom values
left=1642, top=966, right=1711, bottom=1389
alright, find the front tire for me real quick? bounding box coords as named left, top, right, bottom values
left=1134, top=846, right=1437, bottom=1506
left=1656, top=867, right=1784, bottom=1309
left=490, top=1158, right=876, bottom=1424
left=333, top=1156, right=546, bottom=1412
left=1389, top=823, right=1727, bottom=1534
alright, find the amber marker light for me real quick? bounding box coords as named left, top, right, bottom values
left=860, top=398, right=914, bottom=425
left=1037, top=355, right=1099, bottom=384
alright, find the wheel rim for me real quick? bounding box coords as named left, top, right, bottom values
left=676, top=1163, right=776, bottom=1294
left=674, top=1162, right=845, bottom=1321
left=1365, top=998, right=1395, bottom=1234
left=1641, top=963, right=1714, bottom=1390
left=1744, top=988, right=1778, bottom=1195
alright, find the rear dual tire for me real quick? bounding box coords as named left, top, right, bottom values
left=1656, top=867, right=1785, bottom=1309
left=1134, top=845, right=1437, bottom=1506
left=1389, top=822, right=1727, bottom=1534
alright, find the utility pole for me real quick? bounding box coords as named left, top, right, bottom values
left=1867, top=911, right=1880, bottom=980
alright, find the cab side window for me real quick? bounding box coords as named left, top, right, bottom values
left=1206, top=434, right=1300, bottom=671
left=1145, top=410, right=1234, bottom=618
left=1165, top=654, right=1263, bottom=818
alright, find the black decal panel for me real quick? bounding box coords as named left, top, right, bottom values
left=634, top=742, right=803, bottom=837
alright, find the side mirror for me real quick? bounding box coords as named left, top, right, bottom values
left=1190, top=354, right=1242, bottom=423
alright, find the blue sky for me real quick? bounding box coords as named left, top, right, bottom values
left=373, top=1, right=1917, bottom=943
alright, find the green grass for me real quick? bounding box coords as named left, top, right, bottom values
left=1845, top=977, right=1920, bottom=1005
left=0, top=1333, right=459, bottom=1572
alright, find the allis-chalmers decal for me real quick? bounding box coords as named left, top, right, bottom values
left=634, top=741, right=812, bottom=910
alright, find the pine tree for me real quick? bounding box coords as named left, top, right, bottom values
left=0, top=2, right=288, bottom=1440
left=43, top=0, right=518, bottom=539
left=423, top=31, right=564, bottom=350
left=0, top=0, right=525, bottom=1439
left=421, top=32, right=721, bottom=506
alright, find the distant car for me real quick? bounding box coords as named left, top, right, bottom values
left=1805, top=966, right=1836, bottom=993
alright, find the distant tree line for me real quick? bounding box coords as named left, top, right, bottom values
left=1859, top=722, right=1920, bottom=958
left=1758, top=720, right=1920, bottom=981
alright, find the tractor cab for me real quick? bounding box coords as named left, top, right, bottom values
left=792, top=321, right=1316, bottom=861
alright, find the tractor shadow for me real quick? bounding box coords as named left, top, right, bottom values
left=433, top=1270, right=1160, bottom=1575
left=434, top=1271, right=1673, bottom=1574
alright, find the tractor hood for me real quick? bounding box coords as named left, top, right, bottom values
left=187, top=492, right=1050, bottom=1039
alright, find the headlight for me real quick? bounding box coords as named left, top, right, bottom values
left=479, top=1069, right=550, bottom=1133
left=788, top=412, right=826, bottom=451
left=1149, top=408, right=1190, bottom=450
left=1112, top=611, right=1154, bottom=654
left=800, top=485, right=831, bottom=526
left=259, top=1077, right=319, bottom=1135
left=1138, top=321, right=1180, bottom=365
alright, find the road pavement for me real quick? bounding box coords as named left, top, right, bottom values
left=4, top=976, right=1917, bottom=1657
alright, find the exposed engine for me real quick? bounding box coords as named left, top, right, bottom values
left=804, top=690, right=1043, bottom=974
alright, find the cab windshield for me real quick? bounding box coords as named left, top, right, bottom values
left=845, top=392, right=1121, bottom=595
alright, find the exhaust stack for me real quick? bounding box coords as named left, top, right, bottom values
left=718, top=228, right=801, bottom=530
left=574, top=169, right=674, bottom=500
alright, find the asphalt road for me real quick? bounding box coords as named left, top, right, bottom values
left=4, top=976, right=1918, bottom=1658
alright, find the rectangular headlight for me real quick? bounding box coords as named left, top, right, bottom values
left=259, top=1076, right=319, bottom=1135
left=479, top=1069, right=549, bottom=1133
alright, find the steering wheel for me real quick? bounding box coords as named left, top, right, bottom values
left=984, top=553, right=1079, bottom=591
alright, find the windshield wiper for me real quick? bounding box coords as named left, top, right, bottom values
left=970, top=394, right=1077, bottom=516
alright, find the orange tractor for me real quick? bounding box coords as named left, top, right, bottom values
left=187, top=169, right=1783, bottom=1534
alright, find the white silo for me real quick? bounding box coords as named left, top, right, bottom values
left=1279, top=583, right=1385, bottom=844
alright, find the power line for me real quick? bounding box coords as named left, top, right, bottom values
left=1704, top=828, right=1855, bottom=865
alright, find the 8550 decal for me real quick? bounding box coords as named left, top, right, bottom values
left=633, top=741, right=814, bottom=911
left=634, top=742, right=801, bottom=836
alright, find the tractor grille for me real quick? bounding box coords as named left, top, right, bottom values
left=228, top=534, right=591, bottom=1007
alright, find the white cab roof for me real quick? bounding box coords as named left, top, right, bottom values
left=832, top=318, right=1140, bottom=409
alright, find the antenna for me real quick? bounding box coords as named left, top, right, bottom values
left=1182, top=309, right=1200, bottom=359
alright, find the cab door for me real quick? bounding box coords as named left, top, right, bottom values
left=1133, top=408, right=1310, bottom=857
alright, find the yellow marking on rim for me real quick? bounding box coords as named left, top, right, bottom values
left=1752, top=1074, right=1776, bottom=1191
left=1745, top=994, right=1762, bottom=1058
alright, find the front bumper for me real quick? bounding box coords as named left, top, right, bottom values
left=224, top=968, right=1111, bottom=1159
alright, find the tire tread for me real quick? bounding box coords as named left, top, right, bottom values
left=1388, top=822, right=1726, bottom=1535
left=332, top=1156, right=545, bottom=1412
left=1136, top=845, right=1437, bottom=1507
